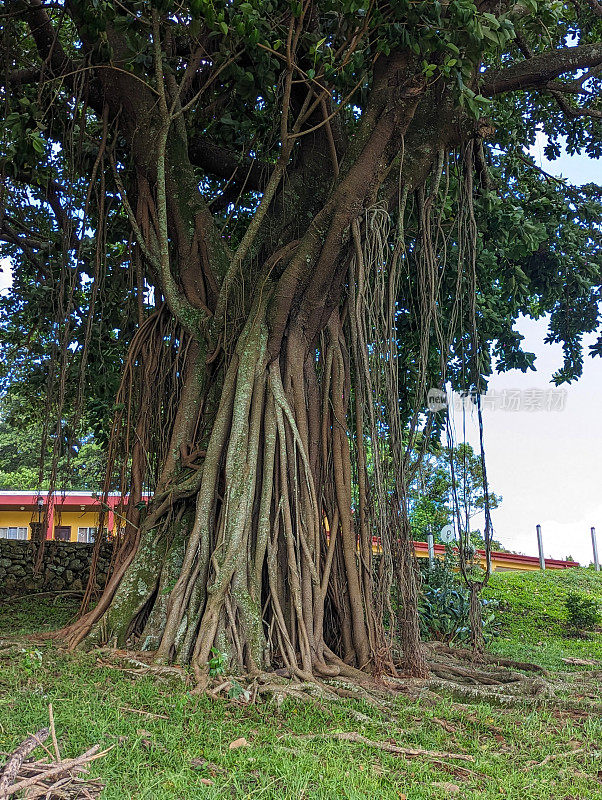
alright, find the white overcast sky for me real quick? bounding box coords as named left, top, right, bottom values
left=1, top=135, right=601, bottom=564
left=462, top=133, right=602, bottom=565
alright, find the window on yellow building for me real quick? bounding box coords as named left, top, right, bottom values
left=0, top=527, right=28, bottom=540
left=77, top=527, right=97, bottom=543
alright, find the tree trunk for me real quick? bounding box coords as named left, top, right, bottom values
left=58, top=282, right=396, bottom=683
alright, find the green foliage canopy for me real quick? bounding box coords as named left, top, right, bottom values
left=0, top=0, right=601, bottom=476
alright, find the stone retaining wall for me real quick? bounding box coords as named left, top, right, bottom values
left=0, top=540, right=113, bottom=595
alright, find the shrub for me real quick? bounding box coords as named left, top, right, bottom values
left=417, top=554, right=499, bottom=644
left=564, top=592, right=600, bottom=635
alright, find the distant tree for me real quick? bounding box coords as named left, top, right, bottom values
left=410, top=442, right=505, bottom=549
left=469, top=529, right=507, bottom=553
left=0, top=402, right=105, bottom=491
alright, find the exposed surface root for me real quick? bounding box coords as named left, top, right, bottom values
left=410, top=644, right=602, bottom=712
left=292, top=731, right=483, bottom=778
left=412, top=643, right=557, bottom=706
left=94, top=648, right=191, bottom=684
left=421, top=678, right=554, bottom=708
left=198, top=671, right=396, bottom=714
left=427, top=642, right=549, bottom=676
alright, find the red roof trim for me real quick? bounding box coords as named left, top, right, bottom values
left=412, top=540, right=579, bottom=568
left=0, top=492, right=150, bottom=507
left=0, top=494, right=111, bottom=507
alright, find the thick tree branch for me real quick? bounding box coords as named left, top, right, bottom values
left=18, top=0, right=74, bottom=78
left=512, top=33, right=602, bottom=120
left=42, top=181, right=79, bottom=249
left=187, top=137, right=270, bottom=192
left=269, top=54, right=424, bottom=356
left=4, top=67, right=43, bottom=85
left=481, top=42, right=602, bottom=96
left=547, top=89, right=602, bottom=119
left=0, top=218, right=48, bottom=250
left=0, top=219, right=49, bottom=271
left=547, top=64, right=602, bottom=94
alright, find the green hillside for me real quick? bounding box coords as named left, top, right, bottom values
left=485, top=568, right=602, bottom=669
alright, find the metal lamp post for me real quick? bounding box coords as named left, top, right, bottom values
left=536, top=524, right=545, bottom=570
left=592, top=527, right=600, bottom=572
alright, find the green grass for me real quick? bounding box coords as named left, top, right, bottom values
left=2, top=576, right=602, bottom=799
left=485, top=567, right=602, bottom=669
left=0, top=593, right=79, bottom=636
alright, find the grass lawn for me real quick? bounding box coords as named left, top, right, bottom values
left=485, top=567, right=602, bottom=669
left=1, top=570, right=602, bottom=799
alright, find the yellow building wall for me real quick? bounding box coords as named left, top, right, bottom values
left=0, top=509, right=569, bottom=566
left=0, top=511, right=33, bottom=535
left=52, top=511, right=102, bottom=541
left=0, top=510, right=103, bottom=541
left=490, top=557, right=539, bottom=572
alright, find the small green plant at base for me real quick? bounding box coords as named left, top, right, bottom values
left=20, top=648, right=43, bottom=675
left=565, top=592, right=600, bottom=636
left=161, top=579, right=177, bottom=596
left=228, top=680, right=251, bottom=702
left=207, top=647, right=228, bottom=677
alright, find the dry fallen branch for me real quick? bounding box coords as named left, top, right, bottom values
left=0, top=730, right=49, bottom=797
left=0, top=706, right=107, bottom=799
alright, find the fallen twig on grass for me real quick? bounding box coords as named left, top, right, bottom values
left=424, top=760, right=484, bottom=780
left=0, top=705, right=107, bottom=799
left=48, top=705, right=61, bottom=763
left=296, top=731, right=475, bottom=762
left=522, top=747, right=591, bottom=770
left=119, top=706, right=169, bottom=720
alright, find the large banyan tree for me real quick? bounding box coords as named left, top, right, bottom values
left=1, top=0, right=601, bottom=682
